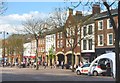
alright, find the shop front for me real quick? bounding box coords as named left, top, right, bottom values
left=95, top=48, right=115, bottom=57
left=81, top=52, right=95, bottom=63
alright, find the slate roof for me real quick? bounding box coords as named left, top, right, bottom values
left=44, top=8, right=118, bottom=35
left=95, top=9, right=118, bottom=20
left=44, top=27, right=63, bottom=35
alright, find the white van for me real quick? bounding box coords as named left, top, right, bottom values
left=88, top=52, right=115, bottom=78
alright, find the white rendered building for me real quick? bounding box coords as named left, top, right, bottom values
left=45, top=34, right=56, bottom=55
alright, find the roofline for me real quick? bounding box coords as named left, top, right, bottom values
left=95, top=13, right=118, bottom=20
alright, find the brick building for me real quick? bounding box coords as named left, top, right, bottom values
left=95, top=9, right=118, bottom=56
left=55, top=4, right=100, bottom=65
left=25, top=4, right=118, bottom=67
left=38, top=36, right=46, bottom=63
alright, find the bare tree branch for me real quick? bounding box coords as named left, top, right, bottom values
left=0, top=1, right=7, bottom=15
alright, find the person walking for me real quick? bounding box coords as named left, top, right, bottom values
left=53, top=61, right=56, bottom=68
left=2, top=60, right=4, bottom=67
left=44, top=62, right=47, bottom=69
left=61, top=61, right=64, bottom=69
left=56, top=60, right=59, bottom=68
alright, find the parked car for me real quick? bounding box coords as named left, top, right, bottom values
left=89, top=63, right=107, bottom=76
left=76, top=63, right=91, bottom=75
left=76, top=63, right=107, bottom=76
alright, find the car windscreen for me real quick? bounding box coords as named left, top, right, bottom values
left=81, top=64, right=90, bottom=68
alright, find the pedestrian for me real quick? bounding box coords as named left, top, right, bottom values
left=50, top=62, right=53, bottom=69
left=31, top=62, right=33, bottom=68
left=34, top=62, right=36, bottom=68
left=2, top=60, right=4, bottom=67
left=27, top=62, right=30, bottom=68
left=53, top=61, right=56, bottom=68
left=44, top=62, right=47, bottom=69
left=61, top=61, right=64, bottom=69
left=79, top=61, right=83, bottom=67
left=56, top=60, right=59, bottom=68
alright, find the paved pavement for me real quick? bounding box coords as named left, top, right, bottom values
left=1, top=66, right=116, bottom=82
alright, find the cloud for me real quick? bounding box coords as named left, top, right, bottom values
left=0, top=11, right=48, bottom=34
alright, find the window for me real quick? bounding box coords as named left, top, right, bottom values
left=77, top=27, right=80, bottom=34
left=66, top=39, right=69, bottom=47
left=83, top=40, right=87, bottom=50
left=81, top=63, right=90, bottom=68
left=98, top=21, right=103, bottom=30
left=88, top=25, right=92, bottom=35
left=60, top=40, right=63, bottom=48
left=88, top=39, right=92, bottom=50
left=70, top=38, right=74, bottom=47
left=57, top=33, right=60, bottom=39
left=57, top=32, right=62, bottom=39
left=66, top=39, right=72, bottom=47
left=57, top=41, right=60, bottom=48
left=77, top=36, right=80, bottom=46
left=83, top=27, right=87, bottom=36
left=66, top=28, right=69, bottom=36
left=107, top=19, right=112, bottom=29
left=98, top=34, right=104, bottom=46
left=107, top=33, right=113, bottom=45
left=71, top=28, right=75, bottom=36
left=60, top=32, right=62, bottom=38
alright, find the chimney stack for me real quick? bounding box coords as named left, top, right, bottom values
left=92, top=4, right=100, bottom=14
left=76, top=11, right=82, bottom=16
left=69, top=8, right=73, bottom=15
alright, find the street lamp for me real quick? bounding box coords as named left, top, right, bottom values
left=0, top=31, right=8, bottom=67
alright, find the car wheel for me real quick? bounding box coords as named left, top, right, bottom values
left=93, top=71, right=98, bottom=76
left=76, top=70, right=81, bottom=75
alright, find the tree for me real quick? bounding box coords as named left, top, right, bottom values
left=6, top=34, right=24, bottom=66
left=22, top=16, right=48, bottom=70
left=48, top=7, right=92, bottom=72
left=48, top=45, right=55, bottom=68
left=0, top=1, right=7, bottom=15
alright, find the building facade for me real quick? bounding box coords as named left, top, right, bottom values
left=23, top=5, right=118, bottom=67
left=45, top=33, right=56, bottom=65
left=38, top=36, right=46, bottom=64
left=95, top=9, right=118, bottom=56
left=23, top=42, right=31, bottom=63
left=81, top=23, right=95, bottom=63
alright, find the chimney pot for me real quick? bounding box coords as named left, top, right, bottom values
left=69, top=8, right=73, bottom=15
left=76, top=11, right=82, bottom=16
left=92, top=4, right=100, bottom=14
